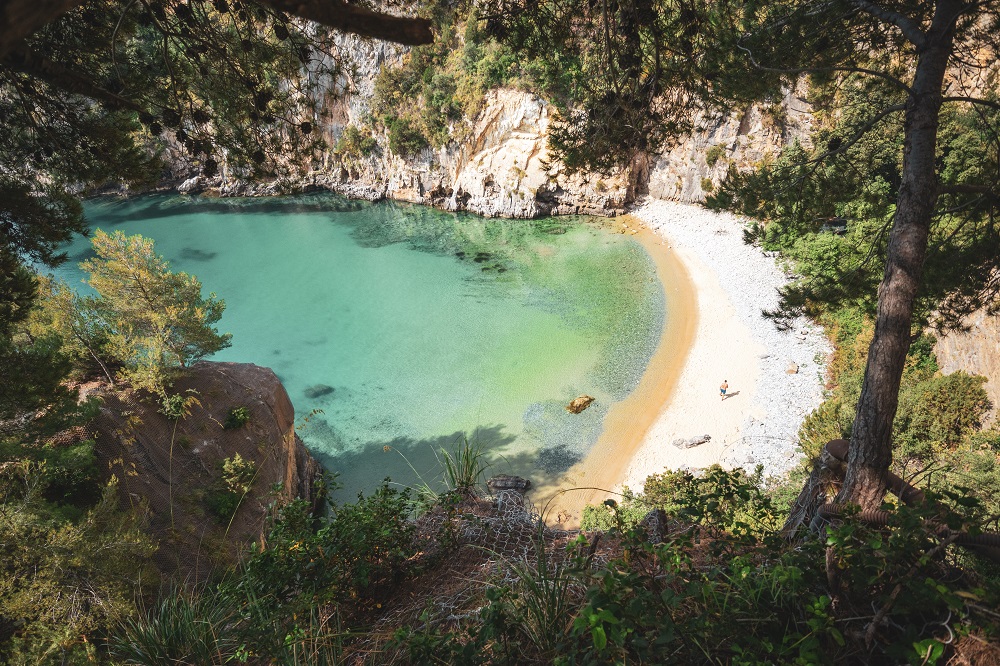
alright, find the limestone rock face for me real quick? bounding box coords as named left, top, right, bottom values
left=88, top=361, right=320, bottom=577
left=310, top=88, right=632, bottom=218
left=647, top=80, right=814, bottom=203
left=934, top=308, right=1000, bottom=425
left=168, top=36, right=811, bottom=217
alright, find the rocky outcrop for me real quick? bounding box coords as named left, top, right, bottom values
left=647, top=80, right=814, bottom=202
left=934, top=309, right=1000, bottom=426
left=175, top=33, right=810, bottom=217
left=87, top=361, right=320, bottom=577
left=199, top=88, right=631, bottom=218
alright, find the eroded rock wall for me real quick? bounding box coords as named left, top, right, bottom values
left=88, top=361, right=320, bottom=577
left=934, top=310, right=1000, bottom=426
left=180, top=35, right=811, bottom=218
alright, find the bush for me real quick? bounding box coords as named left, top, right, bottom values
left=335, top=125, right=378, bottom=158
left=223, top=406, right=250, bottom=430
left=386, top=117, right=429, bottom=156
left=701, top=176, right=714, bottom=192
left=705, top=144, right=726, bottom=167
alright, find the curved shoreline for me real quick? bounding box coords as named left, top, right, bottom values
left=533, top=221, right=698, bottom=524
left=537, top=199, right=832, bottom=527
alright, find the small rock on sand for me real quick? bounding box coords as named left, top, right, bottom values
left=672, top=434, right=711, bottom=449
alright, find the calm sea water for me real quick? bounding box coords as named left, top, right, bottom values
left=56, top=194, right=664, bottom=501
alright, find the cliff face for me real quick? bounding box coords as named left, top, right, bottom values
left=934, top=309, right=1000, bottom=426
left=87, top=361, right=319, bottom=577
left=315, top=88, right=633, bottom=218
left=177, top=37, right=811, bottom=218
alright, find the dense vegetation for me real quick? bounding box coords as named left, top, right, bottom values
left=3, top=0, right=1000, bottom=663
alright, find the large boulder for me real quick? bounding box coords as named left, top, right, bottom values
left=88, top=361, right=320, bottom=578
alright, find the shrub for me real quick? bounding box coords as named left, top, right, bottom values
left=705, top=144, right=726, bottom=167
left=223, top=406, right=250, bottom=430
left=386, top=117, right=429, bottom=156
left=701, top=176, right=714, bottom=192
left=335, top=125, right=378, bottom=158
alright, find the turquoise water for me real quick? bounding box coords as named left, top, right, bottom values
left=56, top=194, right=664, bottom=501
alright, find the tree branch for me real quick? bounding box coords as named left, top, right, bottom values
left=938, top=183, right=999, bottom=198
left=225, top=0, right=434, bottom=46
left=846, top=0, right=927, bottom=48
left=2, top=44, right=145, bottom=111
left=735, top=40, right=914, bottom=95
left=942, top=95, right=1000, bottom=112
left=0, top=0, right=433, bottom=60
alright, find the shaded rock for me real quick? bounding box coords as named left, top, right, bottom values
left=786, top=362, right=799, bottom=374
left=487, top=474, right=531, bottom=493
left=89, top=361, right=320, bottom=579
left=304, top=384, right=335, bottom=399
left=566, top=395, right=596, bottom=414
left=672, top=434, right=711, bottom=449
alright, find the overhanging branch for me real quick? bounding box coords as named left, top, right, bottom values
left=846, top=0, right=927, bottom=48
left=942, top=95, right=1000, bottom=112
left=0, top=0, right=433, bottom=60
left=3, top=44, right=144, bottom=111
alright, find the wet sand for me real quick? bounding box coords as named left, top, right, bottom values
left=534, top=220, right=700, bottom=525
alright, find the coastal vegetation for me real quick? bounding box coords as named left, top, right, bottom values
left=2, top=0, right=1000, bottom=664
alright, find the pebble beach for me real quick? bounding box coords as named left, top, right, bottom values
left=620, top=198, right=833, bottom=491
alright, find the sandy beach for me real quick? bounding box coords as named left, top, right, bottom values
left=538, top=198, right=831, bottom=526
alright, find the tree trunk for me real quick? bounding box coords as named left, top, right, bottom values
left=838, top=0, right=960, bottom=510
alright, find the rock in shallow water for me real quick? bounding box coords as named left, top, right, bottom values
left=565, top=395, right=596, bottom=414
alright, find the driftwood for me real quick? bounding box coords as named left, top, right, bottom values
left=672, top=434, right=711, bottom=449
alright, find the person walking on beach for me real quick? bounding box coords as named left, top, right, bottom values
left=720, top=380, right=729, bottom=400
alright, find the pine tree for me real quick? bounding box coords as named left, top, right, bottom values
left=81, top=230, right=231, bottom=394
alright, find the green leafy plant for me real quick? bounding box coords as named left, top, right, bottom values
left=223, top=406, right=251, bottom=430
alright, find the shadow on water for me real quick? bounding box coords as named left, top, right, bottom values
left=83, top=192, right=368, bottom=224
left=312, top=422, right=583, bottom=503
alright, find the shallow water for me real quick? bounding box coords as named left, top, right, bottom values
left=56, top=194, right=665, bottom=501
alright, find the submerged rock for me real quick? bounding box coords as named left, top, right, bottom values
left=304, top=384, right=335, bottom=399
left=565, top=395, right=596, bottom=414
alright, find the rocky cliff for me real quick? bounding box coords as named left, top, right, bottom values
left=934, top=309, right=1000, bottom=426
left=87, top=361, right=320, bottom=577
left=176, top=37, right=811, bottom=218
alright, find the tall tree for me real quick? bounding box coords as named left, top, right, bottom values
left=490, top=0, right=1000, bottom=509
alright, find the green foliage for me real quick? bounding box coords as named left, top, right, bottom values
left=442, top=437, right=488, bottom=494
left=223, top=406, right=251, bottom=430
left=700, top=176, right=714, bottom=192
left=0, top=473, right=157, bottom=663
left=386, top=116, right=430, bottom=156
left=235, top=484, right=416, bottom=609
left=109, top=589, right=240, bottom=665
left=81, top=230, right=232, bottom=395
left=335, top=125, right=379, bottom=158
left=395, top=469, right=1000, bottom=664
left=705, top=144, right=726, bottom=168
left=206, top=453, right=256, bottom=521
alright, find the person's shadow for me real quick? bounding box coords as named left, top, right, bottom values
left=722, top=390, right=741, bottom=401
